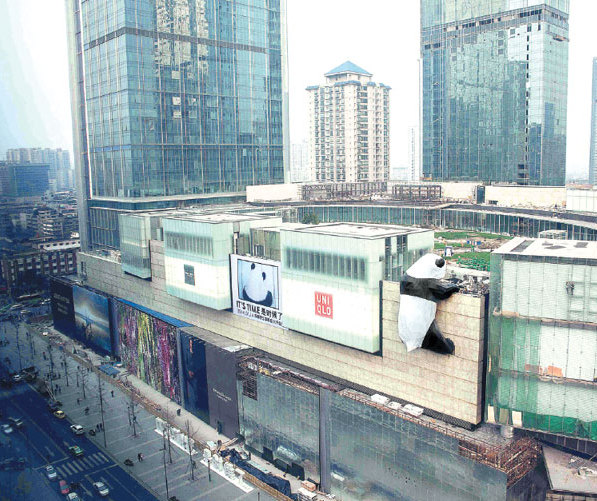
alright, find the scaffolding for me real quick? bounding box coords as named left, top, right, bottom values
left=487, top=238, right=597, bottom=442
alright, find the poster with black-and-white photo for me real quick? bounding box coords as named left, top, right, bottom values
left=230, top=255, right=283, bottom=327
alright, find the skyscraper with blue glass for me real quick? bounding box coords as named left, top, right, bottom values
left=420, top=0, right=569, bottom=186
left=66, top=0, right=288, bottom=250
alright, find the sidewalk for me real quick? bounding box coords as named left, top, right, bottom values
left=41, top=324, right=304, bottom=497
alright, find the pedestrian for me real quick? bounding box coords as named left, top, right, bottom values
left=137, top=453, right=142, bottom=462
left=77, top=398, right=80, bottom=405
left=111, top=390, right=114, bottom=397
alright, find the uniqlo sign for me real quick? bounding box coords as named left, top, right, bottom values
left=314, top=292, right=333, bottom=319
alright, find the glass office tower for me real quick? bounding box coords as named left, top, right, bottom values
left=590, top=58, right=597, bottom=185
left=66, top=0, right=288, bottom=250
left=420, top=0, right=569, bottom=186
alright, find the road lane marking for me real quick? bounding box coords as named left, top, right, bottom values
left=104, top=466, right=148, bottom=501
left=97, top=452, right=109, bottom=462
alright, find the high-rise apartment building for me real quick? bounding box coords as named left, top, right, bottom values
left=307, top=62, right=390, bottom=183
left=590, top=58, right=597, bottom=185
left=421, top=0, right=569, bottom=185
left=6, top=148, right=72, bottom=191
left=66, top=0, right=289, bottom=250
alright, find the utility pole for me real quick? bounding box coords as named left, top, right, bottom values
left=186, top=420, right=195, bottom=480
left=162, top=432, right=170, bottom=500
left=97, top=373, right=107, bottom=447
left=80, top=368, right=88, bottom=399
left=14, top=322, right=22, bottom=372
left=48, top=345, right=55, bottom=383
left=27, top=330, right=35, bottom=363
left=62, top=351, right=69, bottom=387
left=129, top=393, right=138, bottom=437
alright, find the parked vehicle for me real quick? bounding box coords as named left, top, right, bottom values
left=45, top=465, right=57, bottom=480
left=59, top=479, right=69, bottom=495
left=70, top=424, right=84, bottom=435
left=1, top=424, right=13, bottom=434
left=93, top=481, right=109, bottom=497
left=53, top=410, right=66, bottom=419
left=66, top=493, right=81, bottom=501
left=68, top=445, right=83, bottom=457
left=7, top=417, right=23, bottom=428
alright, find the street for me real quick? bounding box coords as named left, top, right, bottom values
left=0, top=319, right=275, bottom=501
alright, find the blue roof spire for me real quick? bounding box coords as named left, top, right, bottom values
left=325, top=61, right=372, bottom=77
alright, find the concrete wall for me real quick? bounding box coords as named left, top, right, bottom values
left=246, top=183, right=301, bottom=202
left=80, top=244, right=485, bottom=424
left=434, top=181, right=480, bottom=201
left=485, top=186, right=566, bottom=208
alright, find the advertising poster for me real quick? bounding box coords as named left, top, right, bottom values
left=50, top=278, right=75, bottom=335
left=178, top=332, right=209, bottom=424
left=116, top=301, right=181, bottom=404
left=73, top=286, right=112, bottom=355
left=230, top=255, right=283, bottom=327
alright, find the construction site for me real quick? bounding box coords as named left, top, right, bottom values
left=237, top=356, right=542, bottom=501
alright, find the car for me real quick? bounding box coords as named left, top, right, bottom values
left=59, top=479, right=69, bottom=495
left=70, top=424, right=84, bottom=435
left=93, top=481, right=109, bottom=497
left=68, top=445, right=83, bottom=457
left=66, top=493, right=81, bottom=501
left=7, top=417, right=23, bottom=428
left=11, top=374, right=22, bottom=382
left=53, top=410, right=66, bottom=419
left=1, top=424, right=13, bottom=435
left=42, top=331, right=48, bottom=336
left=45, top=465, right=57, bottom=480
left=47, top=401, right=60, bottom=412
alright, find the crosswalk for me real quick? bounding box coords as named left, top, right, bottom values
left=54, top=451, right=110, bottom=477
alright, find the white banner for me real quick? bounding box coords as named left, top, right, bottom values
left=230, top=255, right=283, bottom=327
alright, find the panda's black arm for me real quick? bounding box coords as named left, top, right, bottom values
left=428, top=280, right=460, bottom=301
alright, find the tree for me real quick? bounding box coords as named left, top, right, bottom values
left=301, top=212, right=321, bottom=225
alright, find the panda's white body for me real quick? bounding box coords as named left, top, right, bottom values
left=241, top=262, right=275, bottom=307
left=398, top=295, right=437, bottom=352
left=398, top=253, right=447, bottom=352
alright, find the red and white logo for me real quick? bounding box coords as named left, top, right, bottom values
left=314, top=292, right=333, bottom=319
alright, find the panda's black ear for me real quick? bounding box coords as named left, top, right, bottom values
left=435, top=258, right=445, bottom=268
left=262, top=272, right=266, bottom=280
left=251, top=263, right=256, bottom=270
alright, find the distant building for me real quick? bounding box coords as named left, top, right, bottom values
left=307, top=62, right=390, bottom=183
left=6, top=148, right=72, bottom=191
left=34, top=207, right=79, bottom=240
left=290, top=141, right=311, bottom=183
left=590, top=58, right=597, bottom=185
left=0, top=238, right=79, bottom=295
left=421, top=1, right=569, bottom=185
left=0, top=162, right=49, bottom=198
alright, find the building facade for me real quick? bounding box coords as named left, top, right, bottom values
left=290, top=141, right=311, bottom=183
left=0, top=162, right=50, bottom=198
left=6, top=148, right=72, bottom=191
left=421, top=0, right=569, bottom=185
left=486, top=238, right=597, bottom=441
left=307, top=62, right=390, bottom=183
left=590, top=58, right=597, bottom=185
left=66, top=0, right=289, bottom=251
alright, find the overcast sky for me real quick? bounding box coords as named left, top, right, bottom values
left=0, top=0, right=595, bottom=178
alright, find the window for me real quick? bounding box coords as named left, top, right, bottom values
left=184, top=264, right=195, bottom=286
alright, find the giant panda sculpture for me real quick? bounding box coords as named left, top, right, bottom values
left=242, top=263, right=274, bottom=307
left=398, top=253, right=460, bottom=355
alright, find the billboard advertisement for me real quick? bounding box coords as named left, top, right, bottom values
left=50, top=278, right=75, bottom=336
left=206, top=344, right=241, bottom=438
left=178, top=332, right=209, bottom=424
left=73, top=286, right=112, bottom=355
left=231, top=255, right=283, bottom=327
left=116, top=301, right=181, bottom=404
